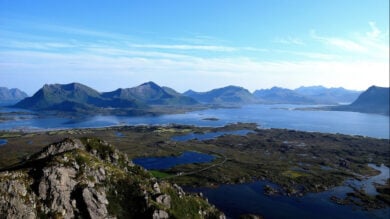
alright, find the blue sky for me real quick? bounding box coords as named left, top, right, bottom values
left=0, top=0, right=389, bottom=95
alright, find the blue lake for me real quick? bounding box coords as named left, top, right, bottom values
left=0, top=139, right=7, bottom=146
left=187, top=164, right=390, bottom=219
left=0, top=104, right=389, bottom=139
left=171, top=129, right=254, bottom=142
left=132, top=151, right=215, bottom=170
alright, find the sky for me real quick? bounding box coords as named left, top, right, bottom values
left=0, top=0, right=389, bottom=95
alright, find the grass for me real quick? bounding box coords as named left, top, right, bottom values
left=149, top=170, right=172, bottom=179
left=282, top=170, right=307, bottom=178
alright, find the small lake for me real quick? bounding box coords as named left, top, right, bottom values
left=132, top=151, right=215, bottom=170
left=0, top=139, right=7, bottom=146
left=0, top=104, right=389, bottom=139
left=171, top=129, right=254, bottom=142
left=186, top=164, right=390, bottom=219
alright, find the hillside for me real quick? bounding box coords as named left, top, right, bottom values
left=0, top=138, right=224, bottom=218
left=184, top=86, right=257, bottom=105
left=0, top=87, right=28, bottom=106
left=331, top=86, right=389, bottom=115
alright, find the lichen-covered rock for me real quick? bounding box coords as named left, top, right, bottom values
left=156, top=194, right=171, bottom=208
left=82, top=187, right=109, bottom=218
left=0, top=171, right=36, bottom=219
left=153, top=209, right=169, bottom=219
left=0, top=137, right=225, bottom=219
left=38, top=166, right=77, bottom=217
left=33, top=138, right=84, bottom=160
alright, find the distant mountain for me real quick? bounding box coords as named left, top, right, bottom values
left=102, top=81, right=197, bottom=105
left=331, top=86, right=389, bottom=115
left=14, top=83, right=140, bottom=112
left=253, top=87, right=315, bottom=104
left=14, top=82, right=197, bottom=113
left=294, top=86, right=361, bottom=104
left=183, top=85, right=257, bottom=105
left=253, top=86, right=361, bottom=104
left=0, top=87, right=28, bottom=106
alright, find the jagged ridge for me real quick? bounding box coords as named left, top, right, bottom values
left=0, top=138, right=224, bottom=219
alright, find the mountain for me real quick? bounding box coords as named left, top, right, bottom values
left=0, top=138, right=224, bottom=218
left=331, top=86, right=389, bottom=115
left=14, top=83, right=104, bottom=111
left=102, top=82, right=197, bottom=105
left=294, top=86, right=361, bottom=104
left=0, top=87, right=28, bottom=106
left=183, top=85, right=257, bottom=105
left=252, top=86, right=361, bottom=104
left=253, top=87, right=315, bottom=104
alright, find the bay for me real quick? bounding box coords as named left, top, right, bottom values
left=0, top=104, right=388, bottom=139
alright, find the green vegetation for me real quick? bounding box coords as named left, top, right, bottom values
left=150, top=170, right=172, bottom=179
left=0, top=123, right=388, bottom=211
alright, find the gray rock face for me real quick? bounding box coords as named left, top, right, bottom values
left=38, top=166, right=77, bottom=218
left=82, top=187, right=109, bottom=218
left=156, top=194, right=171, bottom=208
left=153, top=209, right=169, bottom=219
left=0, top=171, right=36, bottom=219
left=33, top=138, right=84, bottom=160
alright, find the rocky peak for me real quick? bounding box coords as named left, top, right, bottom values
left=0, top=138, right=224, bottom=219
left=31, top=138, right=84, bottom=160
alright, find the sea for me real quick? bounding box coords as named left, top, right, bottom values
left=1, top=104, right=388, bottom=139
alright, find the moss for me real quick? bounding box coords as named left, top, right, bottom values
left=149, top=170, right=172, bottom=179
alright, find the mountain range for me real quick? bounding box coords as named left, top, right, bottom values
left=253, top=86, right=361, bottom=104
left=14, top=82, right=198, bottom=114
left=7, top=82, right=389, bottom=115
left=0, top=87, right=28, bottom=106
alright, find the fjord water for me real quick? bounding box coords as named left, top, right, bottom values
left=187, top=164, right=389, bottom=219
left=1, top=104, right=388, bottom=139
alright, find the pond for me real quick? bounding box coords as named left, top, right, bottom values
left=132, top=151, right=215, bottom=170
left=0, top=139, right=7, bottom=146
left=186, top=164, right=389, bottom=219
left=171, top=129, right=254, bottom=142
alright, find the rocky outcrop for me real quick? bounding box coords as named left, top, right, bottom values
left=0, top=137, right=224, bottom=219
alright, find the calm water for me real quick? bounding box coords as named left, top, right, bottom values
left=171, top=129, right=254, bottom=142
left=187, top=165, right=390, bottom=219
left=0, top=104, right=388, bottom=139
left=132, top=151, right=215, bottom=170
left=0, top=139, right=7, bottom=146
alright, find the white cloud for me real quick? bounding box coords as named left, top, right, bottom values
left=310, top=30, right=366, bottom=52
left=367, top=21, right=381, bottom=38
left=1, top=48, right=388, bottom=94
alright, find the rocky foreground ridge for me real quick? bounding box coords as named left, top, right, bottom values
left=0, top=138, right=224, bottom=219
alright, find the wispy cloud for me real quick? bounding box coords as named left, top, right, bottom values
left=310, top=22, right=389, bottom=60
left=273, top=37, right=305, bottom=45
left=0, top=19, right=388, bottom=93
left=310, top=30, right=366, bottom=52
left=129, top=44, right=237, bottom=52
